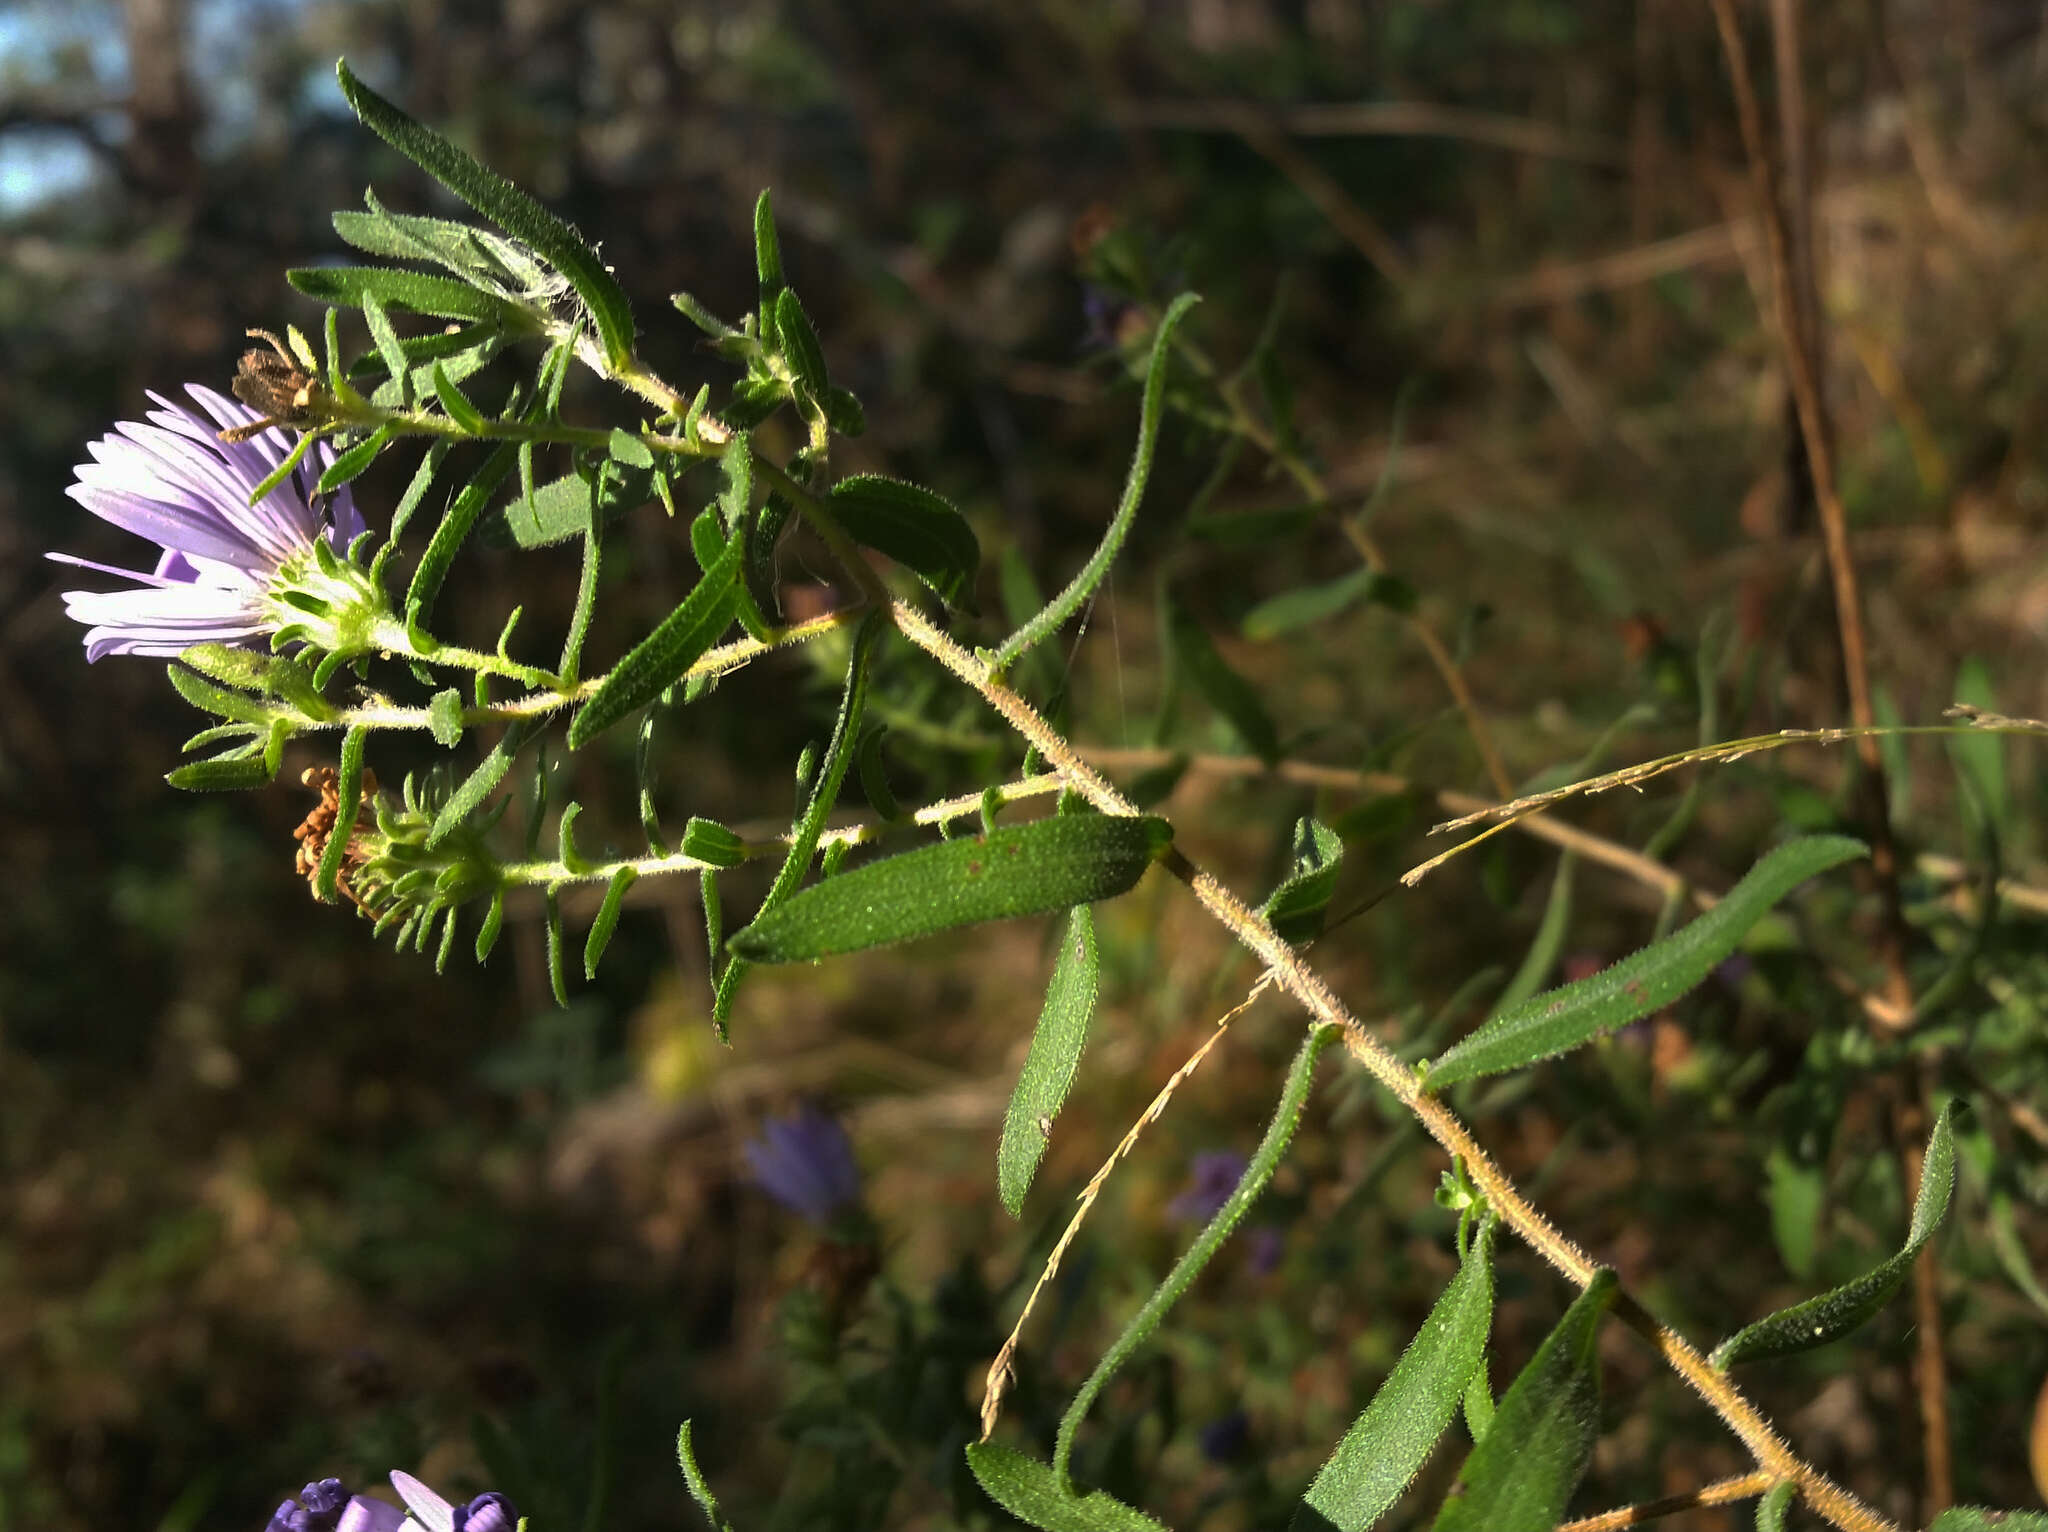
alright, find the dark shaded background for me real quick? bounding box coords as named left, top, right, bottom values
left=8, top=2, right=2048, bottom=1529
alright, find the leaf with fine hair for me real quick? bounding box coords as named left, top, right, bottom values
left=753, top=189, right=784, bottom=306
left=567, top=536, right=742, bottom=750
left=1754, top=1482, right=1795, bottom=1532
left=964, top=1443, right=1166, bottom=1532
left=676, top=1423, right=737, bottom=1532
left=1261, top=816, right=1344, bottom=945
left=1424, top=836, right=1868, bottom=1092
left=1429, top=1271, right=1616, bottom=1532
left=334, top=59, right=637, bottom=369
left=828, top=474, right=981, bottom=610
left=428, top=718, right=542, bottom=849
left=287, top=265, right=529, bottom=326
left=1054, top=1025, right=1338, bottom=1488
left=1927, top=1511, right=2048, bottom=1530
left=995, top=293, right=1200, bottom=667
left=1711, top=1103, right=1958, bottom=1368
left=313, top=726, right=369, bottom=901
left=729, top=813, right=1171, bottom=965
left=485, top=463, right=654, bottom=550
left=406, top=440, right=520, bottom=622
left=1296, top=1218, right=1496, bottom=1532
left=773, top=287, right=828, bottom=401
left=998, top=904, right=1099, bottom=1216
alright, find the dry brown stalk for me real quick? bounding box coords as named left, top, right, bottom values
left=1556, top=1470, right=1776, bottom=1531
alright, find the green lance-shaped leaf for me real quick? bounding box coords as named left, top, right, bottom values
left=486, top=463, right=654, bottom=550
left=1296, top=1217, right=1497, bottom=1532
left=1928, top=1510, right=2048, bottom=1531
left=361, top=294, right=412, bottom=405
left=828, top=474, right=981, bottom=610
left=1429, top=1270, right=1616, bottom=1532
left=169, top=663, right=276, bottom=727
left=995, top=293, right=1200, bottom=667
left=334, top=60, right=636, bottom=369
left=713, top=613, right=883, bottom=1025
left=406, top=440, right=519, bottom=622
left=317, top=425, right=393, bottom=496
left=432, top=362, right=489, bottom=435
left=1242, top=569, right=1416, bottom=641
left=1711, top=1102, right=1958, bottom=1369
left=1055, top=1025, right=1337, bottom=1488
left=429, top=718, right=542, bottom=849
left=965, top=1443, right=1167, bottom=1532
left=567, top=536, right=742, bottom=750
left=998, top=905, right=1100, bottom=1216
left=681, top=817, right=746, bottom=869
left=1754, top=1481, right=1795, bottom=1532
left=313, top=726, right=370, bottom=902
left=717, top=434, right=752, bottom=532
left=584, top=867, right=638, bottom=979
left=772, top=287, right=828, bottom=401
left=753, top=189, right=784, bottom=307
left=1262, top=816, right=1344, bottom=945
left=676, top=1423, right=737, bottom=1532
left=729, top=814, right=1171, bottom=965
left=288, top=265, right=528, bottom=326
left=167, top=747, right=276, bottom=792
left=1163, top=591, right=1281, bottom=765
left=1424, top=836, right=1868, bottom=1092
left=427, top=688, right=464, bottom=748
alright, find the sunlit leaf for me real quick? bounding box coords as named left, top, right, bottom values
left=1296, top=1218, right=1496, bottom=1532
left=1262, top=817, right=1344, bottom=945
left=1430, top=1271, right=1616, bottom=1532
left=1754, top=1481, right=1795, bottom=1532
left=998, top=904, right=1099, bottom=1215
left=1425, top=837, right=1868, bottom=1091
left=729, top=814, right=1170, bottom=963
left=965, top=1443, right=1165, bottom=1532
left=567, top=537, right=742, bottom=749
left=486, top=463, right=654, bottom=550
left=828, top=474, right=980, bottom=610
left=1927, top=1511, right=2048, bottom=1531
left=288, top=264, right=527, bottom=326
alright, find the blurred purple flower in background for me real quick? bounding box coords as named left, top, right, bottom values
left=1169, top=1150, right=1248, bottom=1224
left=745, top=1104, right=863, bottom=1225
left=1198, top=1409, right=1250, bottom=1463
left=264, top=1479, right=402, bottom=1532
left=50, top=385, right=371, bottom=661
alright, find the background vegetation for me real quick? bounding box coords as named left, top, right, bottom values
left=5, top=2, right=2048, bottom=1529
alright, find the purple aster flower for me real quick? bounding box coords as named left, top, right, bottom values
left=1198, top=1409, right=1249, bottom=1463
left=50, top=384, right=383, bottom=662
left=264, top=1479, right=405, bottom=1532
left=389, top=1471, right=520, bottom=1532
left=1169, top=1150, right=1249, bottom=1224
left=744, top=1104, right=863, bottom=1225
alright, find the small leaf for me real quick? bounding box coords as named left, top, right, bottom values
left=1927, top=1512, right=2048, bottom=1531
left=166, top=751, right=275, bottom=792
left=998, top=905, right=1099, bottom=1215
left=753, top=189, right=784, bottom=305
left=717, top=435, right=753, bottom=531
left=1765, top=1145, right=1825, bottom=1281
left=609, top=427, right=655, bottom=470
left=822, top=385, right=865, bottom=437
left=965, top=1443, right=1166, bottom=1532
left=486, top=463, right=653, bottom=550
left=1297, top=1218, right=1496, bottom=1532
left=427, top=688, right=464, bottom=748
left=828, top=474, right=981, bottom=609
left=288, top=265, right=526, bottom=325
left=313, top=726, right=369, bottom=901
left=335, top=59, right=636, bottom=368
left=428, top=719, right=540, bottom=849
left=682, top=817, right=746, bottom=869
left=1753, top=1481, right=1796, bottom=1532
left=1243, top=569, right=1416, bottom=641
left=362, top=295, right=412, bottom=405
left=729, top=814, right=1171, bottom=963
left=1712, top=1103, right=1958, bottom=1368
left=676, top=1422, right=737, bottom=1532
left=169, top=664, right=274, bottom=726
left=317, top=425, right=392, bottom=495
left=1430, top=1271, right=1616, bottom=1532
left=584, top=866, right=637, bottom=979
left=1262, top=816, right=1344, bottom=945
left=432, top=363, right=489, bottom=434
left=407, top=440, right=519, bottom=620
left=773, top=287, right=828, bottom=398
left=568, top=537, right=742, bottom=749
left=1164, top=592, right=1281, bottom=764
left=1425, top=837, right=1868, bottom=1091
left=996, top=293, right=1200, bottom=667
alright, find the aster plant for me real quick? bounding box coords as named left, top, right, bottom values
left=61, top=55, right=2048, bottom=1532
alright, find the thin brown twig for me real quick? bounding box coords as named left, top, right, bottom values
left=1709, top=3, right=1948, bottom=1510
left=1556, top=1470, right=1777, bottom=1531
left=978, top=973, right=1277, bottom=1438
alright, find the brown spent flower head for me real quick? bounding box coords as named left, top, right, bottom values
left=293, top=764, right=381, bottom=911
left=223, top=329, right=328, bottom=443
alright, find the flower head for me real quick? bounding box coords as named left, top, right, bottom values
left=264, top=1479, right=405, bottom=1532
left=51, top=384, right=380, bottom=662
left=744, top=1104, right=863, bottom=1225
